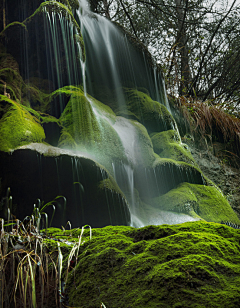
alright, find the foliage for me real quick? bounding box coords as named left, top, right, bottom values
left=174, top=96, right=240, bottom=166
left=0, top=188, right=65, bottom=308
left=59, top=221, right=240, bottom=308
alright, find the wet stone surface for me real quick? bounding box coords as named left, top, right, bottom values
left=188, top=145, right=240, bottom=219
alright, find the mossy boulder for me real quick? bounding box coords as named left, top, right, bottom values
left=44, top=221, right=240, bottom=308
left=149, top=182, right=240, bottom=224
left=57, top=87, right=125, bottom=170
left=151, top=130, right=196, bottom=165
left=118, top=88, right=176, bottom=134
left=57, top=87, right=160, bottom=171
left=0, top=96, right=45, bottom=151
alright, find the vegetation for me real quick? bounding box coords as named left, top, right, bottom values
left=49, top=221, right=240, bottom=308
left=91, top=0, right=240, bottom=112
left=1, top=185, right=240, bottom=308
left=171, top=96, right=240, bottom=167
left=0, top=96, right=45, bottom=152
left=0, top=189, right=64, bottom=308
left=1, top=2, right=240, bottom=305
left=151, top=182, right=240, bottom=224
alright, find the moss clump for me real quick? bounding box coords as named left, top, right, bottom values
left=22, top=83, right=51, bottom=110
left=57, top=128, right=77, bottom=149
left=0, top=52, right=23, bottom=102
left=151, top=130, right=196, bottom=165
left=120, top=88, right=176, bottom=134
left=44, top=0, right=80, bottom=10
left=151, top=182, right=240, bottom=224
left=0, top=68, right=23, bottom=101
left=130, top=119, right=160, bottom=167
left=57, top=87, right=128, bottom=170
left=58, top=221, right=240, bottom=308
left=0, top=96, right=45, bottom=151
left=0, top=21, right=27, bottom=37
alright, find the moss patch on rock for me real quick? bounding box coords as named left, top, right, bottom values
left=150, top=182, right=240, bottom=224
left=22, top=83, right=50, bottom=110
left=0, top=96, right=45, bottom=151
left=0, top=53, right=24, bottom=102
left=44, top=221, right=240, bottom=308
left=58, top=87, right=126, bottom=168
left=151, top=130, right=196, bottom=165
left=118, top=88, right=176, bottom=134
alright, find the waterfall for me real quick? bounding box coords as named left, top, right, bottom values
left=0, top=0, right=208, bottom=228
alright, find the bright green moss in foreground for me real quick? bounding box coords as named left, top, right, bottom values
left=45, top=221, right=240, bottom=308
left=0, top=96, right=45, bottom=151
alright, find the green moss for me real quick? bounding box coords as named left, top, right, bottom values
left=58, top=128, right=77, bottom=149
left=130, top=119, right=160, bottom=167
left=153, top=156, right=203, bottom=179
left=0, top=21, right=27, bottom=37
left=116, top=109, right=139, bottom=121
left=24, top=1, right=85, bottom=61
left=58, top=221, right=240, bottom=308
left=44, top=0, right=79, bottom=10
left=151, top=182, right=240, bottom=224
left=98, top=176, right=128, bottom=203
left=57, top=87, right=128, bottom=170
left=151, top=130, right=196, bottom=165
left=120, top=88, right=176, bottom=134
left=74, top=34, right=86, bottom=61
left=0, top=67, right=23, bottom=102
left=0, top=96, right=45, bottom=151
left=22, top=83, right=50, bottom=111
left=21, top=104, right=60, bottom=127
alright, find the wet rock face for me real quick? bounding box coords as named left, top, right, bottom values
left=0, top=146, right=131, bottom=227
left=188, top=145, right=240, bottom=218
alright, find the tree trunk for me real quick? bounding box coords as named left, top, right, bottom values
left=3, top=0, right=6, bottom=29
left=175, top=0, right=192, bottom=95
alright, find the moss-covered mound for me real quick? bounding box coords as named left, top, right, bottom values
left=151, top=130, right=196, bottom=165
left=150, top=183, right=240, bottom=224
left=56, top=87, right=126, bottom=169
left=117, top=88, right=176, bottom=134
left=46, top=221, right=240, bottom=308
left=0, top=96, right=45, bottom=151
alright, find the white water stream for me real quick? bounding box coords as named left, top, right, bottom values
left=37, top=0, right=200, bottom=227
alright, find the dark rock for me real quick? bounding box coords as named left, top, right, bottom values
left=0, top=144, right=131, bottom=227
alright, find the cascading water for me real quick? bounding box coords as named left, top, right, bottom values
left=0, top=0, right=209, bottom=228
left=72, top=1, right=199, bottom=226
